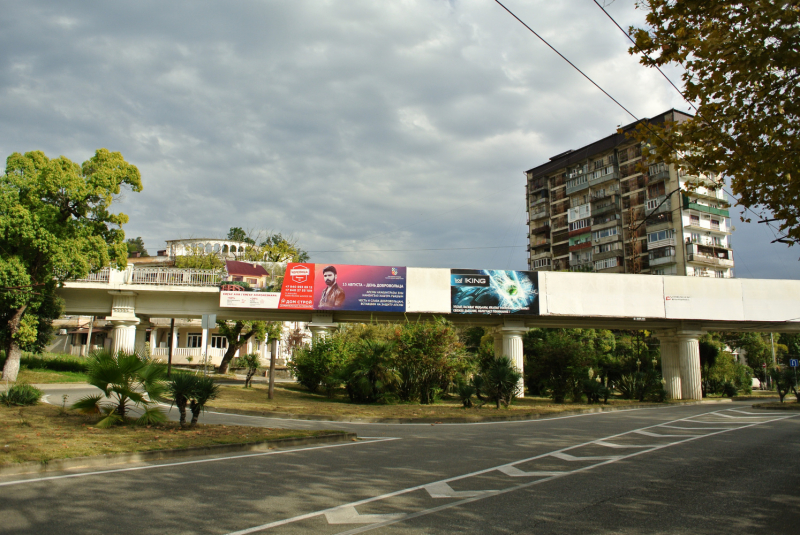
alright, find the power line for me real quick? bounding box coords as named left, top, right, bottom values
left=588, top=0, right=793, bottom=245
left=590, top=0, right=697, bottom=112
left=494, top=0, right=791, bottom=262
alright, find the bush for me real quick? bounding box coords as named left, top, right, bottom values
left=0, top=383, right=43, bottom=406
left=722, top=381, right=738, bottom=398
left=525, top=331, right=591, bottom=403
left=0, top=352, right=89, bottom=374
left=616, top=370, right=664, bottom=402
left=455, top=375, right=476, bottom=408
left=476, top=356, right=521, bottom=409
left=392, top=317, right=464, bottom=404
left=338, top=339, right=398, bottom=403
left=288, top=335, right=351, bottom=393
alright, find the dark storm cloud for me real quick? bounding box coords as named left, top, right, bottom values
left=0, top=0, right=794, bottom=277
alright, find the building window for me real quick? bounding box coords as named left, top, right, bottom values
left=647, top=229, right=674, bottom=243
left=690, top=214, right=700, bottom=226
left=187, top=333, right=202, bottom=348
left=594, top=257, right=619, bottom=271
left=593, top=227, right=619, bottom=241
left=711, top=219, right=720, bottom=230
left=569, top=218, right=590, bottom=232
left=211, top=335, right=228, bottom=349
left=533, top=257, right=551, bottom=269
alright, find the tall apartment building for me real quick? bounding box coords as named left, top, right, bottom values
left=525, top=109, right=734, bottom=278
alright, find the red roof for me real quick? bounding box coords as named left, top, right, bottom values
left=225, top=261, right=269, bottom=277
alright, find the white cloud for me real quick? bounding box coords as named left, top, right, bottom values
left=0, top=0, right=794, bottom=277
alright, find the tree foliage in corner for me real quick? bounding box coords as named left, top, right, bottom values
left=629, top=1, right=800, bottom=241
left=126, top=236, right=149, bottom=257
left=0, top=149, right=142, bottom=382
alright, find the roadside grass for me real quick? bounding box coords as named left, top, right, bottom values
left=0, top=402, right=342, bottom=465
left=752, top=401, right=800, bottom=410
left=208, top=382, right=664, bottom=420
left=16, top=368, right=89, bottom=384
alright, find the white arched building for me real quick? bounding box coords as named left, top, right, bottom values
left=166, top=238, right=252, bottom=258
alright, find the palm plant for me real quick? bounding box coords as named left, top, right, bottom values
left=166, top=372, right=220, bottom=426
left=341, top=339, right=398, bottom=403
left=71, top=350, right=167, bottom=428
left=478, top=356, right=522, bottom=409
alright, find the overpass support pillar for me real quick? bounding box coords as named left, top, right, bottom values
left=676, top=331, right=704, bottom=401
left=495, top=320, right=527, bottom=398
left=106, top=291, right=139, bottom=354
left=309, top=314, right=337, bottom=344
left=656, top=333, right=682, bottom=400
left=135, top=320, right=150, bottom=356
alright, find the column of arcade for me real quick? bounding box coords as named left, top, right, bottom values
left=493, top=319, right=527, bottom=398
left=656, top=329, right=704, bottom=401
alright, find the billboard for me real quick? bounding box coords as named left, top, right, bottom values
left=450, top=269, right=538, bottom=315
left=220, top=262, right=406, bottom=313
left=312, top=264, right=406, bottom=312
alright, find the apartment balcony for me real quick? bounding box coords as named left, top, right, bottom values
left=588, top=169, right=619, bottom=188
left=569, top=261, right=594, bottom=273
left=649, top=254, right=677, bottom=267
left=685, top=237, right=731, bottom=249
left=591, top=196, right=620, bottom=217
left=687, top=254, right=734, bottom=268
left=529, top=195, right=549, bottom=208
left=566, top=175, right=590, bottom=195
left=645, top=195, right=671, bottom=216
left=530, top=251, right=552, bottom=261
left=648, top=169, right=670, bottom=183
left=683, top=197, right=730, bottom=217
left=529, top=208, right=550, bottom=221
left=683, top=222, right=730, bottom=234
left=530, top=222, right=551, bottom=236
left=569, top=241, right=592, bottom=252
left=529, top=237, right=551, bottom=249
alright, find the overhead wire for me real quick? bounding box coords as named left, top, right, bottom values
left=494, top=0, right=791, bottom=280
left=589, top=0, right=794, bottom=244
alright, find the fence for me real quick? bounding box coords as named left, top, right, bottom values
left=129, top=268, right=223, bottom=287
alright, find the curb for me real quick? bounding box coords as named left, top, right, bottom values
left=204, top=399, right=733, bottom=424
left=750, top=402, right=800, bottom=411
left=0, top=432, right=356, bottom=477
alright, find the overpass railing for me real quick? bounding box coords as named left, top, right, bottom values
left=129, top=267, right=223, bottom=287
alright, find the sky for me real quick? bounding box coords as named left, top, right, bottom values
left=0, top=0, right=797, bottom=279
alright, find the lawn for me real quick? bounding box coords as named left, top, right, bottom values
left=208, top=382, right=662, bottom=420
left=17, top=368, right=89, bottom=384
left=0, top=402, right=344, bottom=465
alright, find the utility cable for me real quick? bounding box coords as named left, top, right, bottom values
left=494, top=0, right=789, bottom=253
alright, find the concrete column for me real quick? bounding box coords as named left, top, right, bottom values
left=105, top=291, right=139, bottom=355
left=494, top=320, right=528, bottom=398
left=677, top=331, right=704, bottom=400
left=309, top=313, right=337, bottom=345
left=150, top=327, right=158, bottom=348
left=171, top=327, right=179, bottom=355
left=134, top=321, right=150, bottom=356
left=655, top=333, right=682, bottom=400
left=110, top=320, right=138, bottom=354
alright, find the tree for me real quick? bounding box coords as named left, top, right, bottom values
left=167, top=372, right=220, bottom=426
left=126, top=237, right=149, bottom=257
left=476, top=356, right=521, bottom=409
left=173, top=245, right=224, bottom=270
left=629, top=2, right=800, bottom=242
left=215, top=320, right=267, bottom=375
left=0, top=149, right=142, bottom=382
left=526, top=330, right=592, bottom=403
left=227, top=227, right=255, bottom=245
left=259, top=233, right=309, bottom=263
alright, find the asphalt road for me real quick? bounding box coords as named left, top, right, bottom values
left=2, top=389, right=798, bottom=534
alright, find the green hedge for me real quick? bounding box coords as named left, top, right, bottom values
left=0, top=352, right=89, bottom=373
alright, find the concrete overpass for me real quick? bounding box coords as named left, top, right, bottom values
left=57, top=265, right=800, bottom=401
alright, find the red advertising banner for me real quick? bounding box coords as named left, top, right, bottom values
left=278, top=263, right=315, bottom=310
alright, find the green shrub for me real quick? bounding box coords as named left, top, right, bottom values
left=476, top=356, right=521, bottom=409
left=455, top=375, right=476, bottom=408
left=616, top=370, right=663, bottom=402
left=0, top=383, right=43, bottom=406
left=0, top=352, right=89, bottom=374
left=722, top=381, right=738, bottom=398
left=288, top=336, right=351, bottom=393
left=339, top=339, right=398, bottom=403
left=392, top=317, right=464, bottom=404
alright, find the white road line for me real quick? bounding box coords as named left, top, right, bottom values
left=331, top=413, right=800, bottom=535
left=324, top=506, right=404, bottom=525
left=223, top=407, right=767, bottom=535
left=550, top=452, right=622, bottom=461
left=594, top=440, right=660, bottom=449
left=425, top=482, right=496, bottom=498
left=634, top=430, right=699, bottom=438
left=0, top=437, right=399, bottom=488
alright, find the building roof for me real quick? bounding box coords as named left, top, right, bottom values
left=525, top=109, right=693, bottom=177
left=226, top=261, right=270, bottom=277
